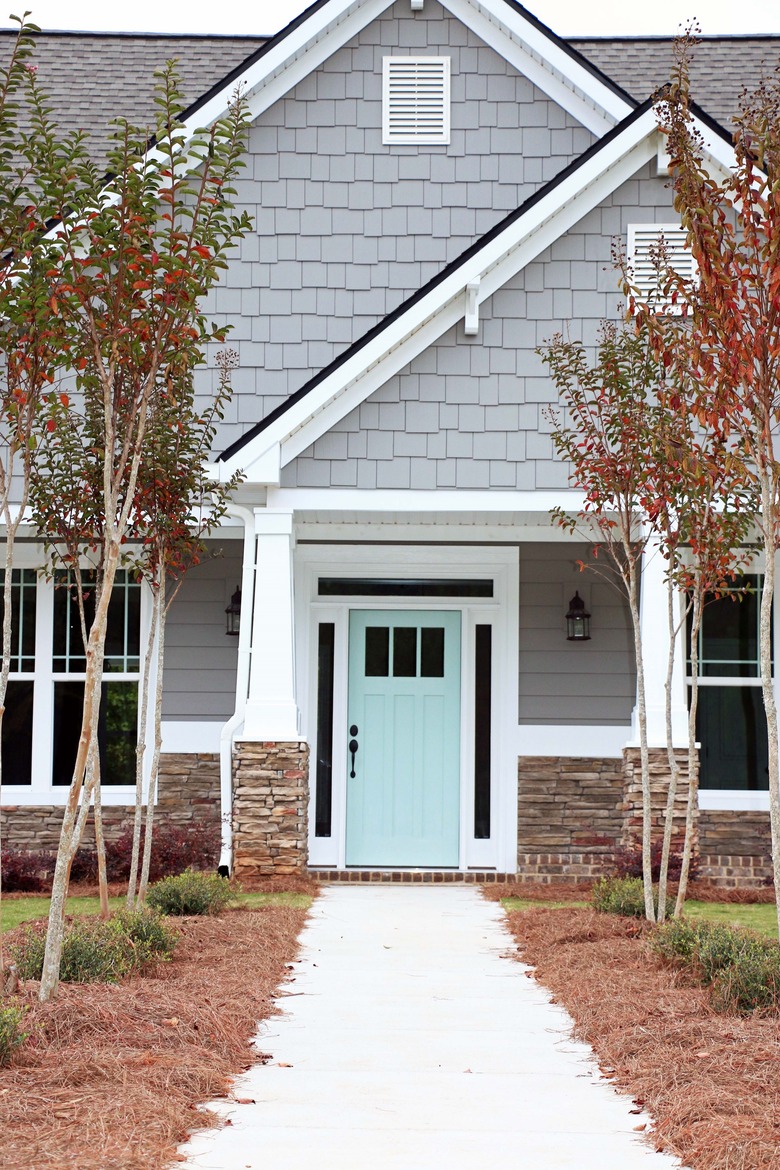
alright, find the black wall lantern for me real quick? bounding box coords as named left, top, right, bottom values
left=225, top=586, right=242, bottom=637
left=566, top=591, right=591, bottom=641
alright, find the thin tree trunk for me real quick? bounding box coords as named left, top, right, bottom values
left=0, top=516, right=18, bottom=971
left=758, top=475, right=780, bottom=944
left=137, top=580, right=165, bottom=905
left=39, top=544, right=121, bottom=1001
left=90, top=742, right=109, bottom=919
left=658, top=574, right=683, bottom=923
left=628, top=552, right=655, bottom=922
left=126, top=580, right=158, bottom=908
left=676, top=587, right=702, bottom=917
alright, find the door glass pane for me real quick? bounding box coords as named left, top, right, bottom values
left=393, top=627, right=417, bottom=677
left=2, top=680, right=33, bottom=784
left=421, top=627, right=445, bottom=678
left=53, top=680, right=138, bottom=786
left=365, top=626, right=389, bottom=677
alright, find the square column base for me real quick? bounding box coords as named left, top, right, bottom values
left=232, top=741, right=310, bottom=879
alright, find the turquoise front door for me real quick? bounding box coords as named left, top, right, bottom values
left=346, top=610, right=461, bottom=867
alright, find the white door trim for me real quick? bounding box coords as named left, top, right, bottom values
left=296, top=543, right=519, bottom=872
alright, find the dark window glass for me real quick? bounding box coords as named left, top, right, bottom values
left=53, top=680, right=138, bottom=786
left=2, top=680, right=33, bottom=784
left=319, top=578, right=493, bottom=598
left=0, top=569, right=37, bottom=672
left=689, top=576, right=770, bottom=678
left=696, top=685, right=768, bottom=790
left=393, top=627, right=417, bottom=677
left=421, top=627, right=445, bottom=678
left=365, top=627, right=389, bottom=677
left=474, top=625, right=492, bottom=838
left=53, top=571, right=141, bottom=673
left=315, top=624, right=335, bottom=837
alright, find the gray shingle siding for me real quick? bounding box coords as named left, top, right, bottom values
left=201, top=0, right=595, bottom=449
left=518, top=544, right=635, bottom=726
left=281, top=162, right=674, bottom=490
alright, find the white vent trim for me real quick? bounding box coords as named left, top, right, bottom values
left=382, top=56, right=451, bottom=145
left=627, top=223, right=697, bottom=313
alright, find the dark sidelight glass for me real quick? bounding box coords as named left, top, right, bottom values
left=53, top=680, right=138, bottom=786
left=2, top=680, right=34, bottom=784
left=393, top=627, right=417, bottom=677
left=474, top=624, right=492, bottom=839
left=421, top=627, right=445, bottom=678
left=315, top=624, right=335, bottom=837
left=365, top=626, right=389, bottom=676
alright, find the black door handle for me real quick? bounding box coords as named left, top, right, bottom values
left=349, top=737, right=359, bottom=777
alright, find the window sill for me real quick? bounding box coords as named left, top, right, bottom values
left=698, top=790, right=769, bottom=812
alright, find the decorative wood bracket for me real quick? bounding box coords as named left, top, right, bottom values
left=464, top=279, right=481, bottom=336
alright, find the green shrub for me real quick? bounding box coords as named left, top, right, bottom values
left=12, top=917, right=142, bottom=983
left=0, top=1001, right=28, bottom=1065
left=650, top=917, right=703, bottom=966
left=693, top=923, right=776, bottom=985
left=146, top=869, right=238, bottom=917
left=710, top=949, right=780, bottom=1014
left=115, top=907, right=179, bottom=965
left=592, top=876, right=673, bottom=919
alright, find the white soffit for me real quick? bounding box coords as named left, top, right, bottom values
left=182, top=0, right=632, bottom=142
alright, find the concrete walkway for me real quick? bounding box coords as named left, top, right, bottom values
left=178, top=886, right=684, bottom=1170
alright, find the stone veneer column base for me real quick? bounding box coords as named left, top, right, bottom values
left=232, top=741, right=309, bottom=879
left=621, top=746, right=698, bottom=857
left=517, top=756, right=624, bottom=882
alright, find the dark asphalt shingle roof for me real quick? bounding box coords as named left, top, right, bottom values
left=571, top=36, right=780, bottom=130
left=0, top=31, right=266, bottom=166
left=0, top=27, right=778, bottom=166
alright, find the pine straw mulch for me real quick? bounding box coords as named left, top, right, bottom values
left=0, top=902, right=311, bottom=1170
left=482, top=879, right=777, bottom=904
left=503, top=905, right=780, bottom=1170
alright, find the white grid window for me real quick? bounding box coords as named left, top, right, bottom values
left=382, top=57, right=451, bottom=145
left=627, top=224, right=696, bottom=313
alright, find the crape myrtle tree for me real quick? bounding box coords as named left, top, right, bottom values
left=0, top=16, right=66, bottom=957
left=126, top=347, right=241, bottom=909
left=24, top=61, right=251, bottom=1000
left=623, top=240, right=756, bottom=918
left=653, top=34, right=780, bottom=935
left=541, top=321, right=661, bottom=921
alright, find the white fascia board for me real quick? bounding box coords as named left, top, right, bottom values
left=445, top=0, right=630, bottom=133
left=227, top=111, right=657, bottom=476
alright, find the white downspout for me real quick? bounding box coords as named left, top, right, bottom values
left=218, top=504, right=256, bottom=874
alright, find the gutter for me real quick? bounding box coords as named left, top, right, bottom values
left=218, top=504, right=256, bottom=875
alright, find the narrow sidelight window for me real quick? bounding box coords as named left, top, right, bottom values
left=315, top=623, right=335, bottom=837
left=474, top=624, right=492, bottom=839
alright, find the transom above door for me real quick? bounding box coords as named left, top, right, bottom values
left=346, top=609, right=461, bottom=867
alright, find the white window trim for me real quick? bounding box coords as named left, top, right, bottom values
left=382, top=56, right=451, bottom=146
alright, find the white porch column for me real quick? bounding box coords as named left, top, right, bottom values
left=630, top=536, right=688, bottom=748
left=242, top=508, right=300, bottom=741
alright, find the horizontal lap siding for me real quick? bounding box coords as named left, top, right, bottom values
left=519, top=543, right=635, bottom=726
left=196, top=0, right=594, bottom=452
left=281, top=162, right=676, bottom=490
left=161, top=540, right=241, bottom=721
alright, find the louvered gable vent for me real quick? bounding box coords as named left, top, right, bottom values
left=383, top=57, right=450, bottom=145
left=627, top=224, right=696, bottom=313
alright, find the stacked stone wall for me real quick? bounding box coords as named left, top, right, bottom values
left=0, top=753, right=220, bottom=853
left=516, top=756, right=624, bottom=882
left=620, top=746, right=695, bottom=850
left=698, top=809, right=773, bottom=888
left=232, top=741, right=309, bottom=879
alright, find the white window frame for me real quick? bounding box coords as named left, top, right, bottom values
left=382, top=56, right=451, bottom=146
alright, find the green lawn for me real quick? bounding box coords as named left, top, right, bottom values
left=0, top=890, right=312, bottom=933
left=501, top=896, right=779, bottom=938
